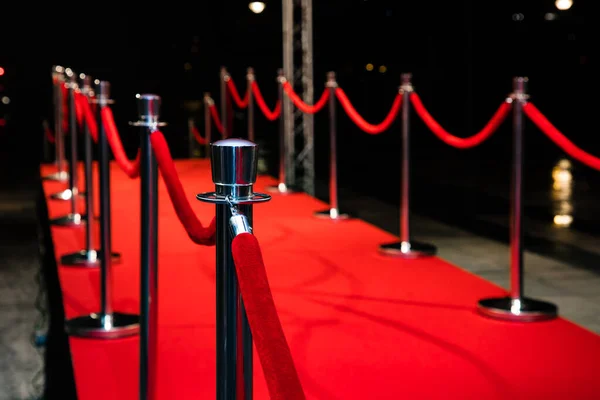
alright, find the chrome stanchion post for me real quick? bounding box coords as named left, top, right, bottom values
left=247, top=67, right=255, bottom=142
left=379, top=73, right=436, bottom=257
left=50, top=69, right=87, bottom=226
left=61, top=75, right=118, bottom=266
left=221, top=67, right=229, bottom=138
left=266, top=69, right=296, bottom=194
left=65, top=80, right=138, bottom=338
left=43, top=65, right=69, bottom=182
left=197, top=138, right=271, bottom=400
left=478, top=77, right=557, bottom=322
left=132, top=94, right=166, bottom=400
left=204, top=93, right=213, bottom=158
left=315, top=72, right=349, bottom=219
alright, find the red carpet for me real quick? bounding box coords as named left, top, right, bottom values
left=41, top=160, right=600, bottom=400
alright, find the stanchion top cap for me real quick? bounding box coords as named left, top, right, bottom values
left=211, top=139, right=258, bottom=186
left=136, top=94, right=161, bottom=119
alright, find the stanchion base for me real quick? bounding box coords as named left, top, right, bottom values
left=378, top=241, right=437, bottom=258
left=478, top=296, right=558, bottom=322
left=50, top=213, right=86, bottom=227
left=265, top=183, right=298, bottom=194
left=314, top=208, right=350, bottom=220
left=42, top=171, right=69, bottom=182
left=60, top=249, right=121, bottom=267
left=65, top=312, right=140, bottom=339
left=49, top=189, right=85, bottom=201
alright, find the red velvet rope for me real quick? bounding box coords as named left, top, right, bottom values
left=209, top=104, right=225, bottom=134
left=231, top=233, right=305, bottom=400
left=226, top=78, right=249, bottom=109
left=100, top=107, right=141, bottom=179
left=410, top=92, right=511, bottom=149
left=192, top=125, right=207, bottom=145
left=149, top=130, right=217, bottom=245
left=45, top=125, right=55, bottom=144
left=282, top=81, right=330, bottom=114
left=524, top=102, right=600, bottom=171
left=74, top=92, right=84, bottom=127
left=77, top=93, right=98, bottom=142
left=335, top=88, right=402, bottom=135
left=251, top=81, right=281, bottom=121
left=61, top=84, right=69, bottom=133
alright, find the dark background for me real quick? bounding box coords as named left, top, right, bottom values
left=1, top=0, right=598, bottom=239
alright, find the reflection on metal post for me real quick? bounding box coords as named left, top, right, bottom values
left=247, top=67, right=255, bottom=142
left=134, top=94, right=166, bottom=400
left=64, top=80, right=139, bottom=339
left=314, top=72, right=349, bottom=220
left=50, top=68, right=87, bottom=226
left=478, top=77, right=558, bottom=322
left=266, top=69, right=296, bottom=194
left=43, top=65, right=69, bottom=182
left=197, top=138, right=271, bottom=400
left=221, top=67, right=229, bottom=138
left=379, top=74, right=437, bottom=257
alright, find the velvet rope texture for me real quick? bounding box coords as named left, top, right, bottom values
left=226, top=78, right=250, bottom=109
left=209, top=104, right=225, bottom=134
left=149, top=130, right=217, bottom=245
left=192, top=125, right=207, bottom=145
left=410, top=92, right=511, bottom=149
left=231, top=233, right=305, bottom=400
left=100, top=107, right=141, bottom=179
left=282, top=81, right=330, bottom=114
left=335, top=88, right=402, bottom=134
left=76, top=93, right=98, bottom=142
left=524, top=102, right=600, bottom=171
left=45, top=125, right=55, bottom=144
left=251, top=81, right=281, bottom=121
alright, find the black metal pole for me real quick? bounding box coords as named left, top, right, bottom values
left=138, top=94, right=161, bottom=400
left=83, top=76, right=95, bottom=253
left=44, top=65, right=69, bottom=182
left=221, top=67, right=229, bottom=138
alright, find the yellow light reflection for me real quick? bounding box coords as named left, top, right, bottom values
left=551, top=158, right=573, bottom=227
left=379, top=65, right=387, bottom=73
left=365, top=63, right=374, bottom=71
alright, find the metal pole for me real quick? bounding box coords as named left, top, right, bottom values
left=266, top=70, right=294, bottom=194
left=379, top=74, right=437, bottom=257
left=300, top=0, right=315, bottom=196
left=204, top=93, right=213, bottom=158
left=478, top=77, right=557, bottom=322
left=64, top=80, right=139, bottom=339
left=197, top=138, right=271, bottom=400
left=220, top=67, right=229, bottom=138
left=282, top=0, right=295, bottom=186
left=188, top=117, right=195, bottom=159
left=247, top=67, right=255, bottom=142
left=50, top=69, right=87, bottom=226
left=137, top=94, right=163, bottom=400
left=43, top=66, right=69, bottom=182
left=315, top=72, right=348, bottom=219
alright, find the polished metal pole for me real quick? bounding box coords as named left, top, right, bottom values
left=204, top=93, right=212, bottom=158
left=379, top=74, right=436, bottom=257
left=220, top=67, right=229, bottom=138
left=266, top=69, right=294, bottom=194
left=50, top=68, right=87, bottom=226
left=315, top=72, right=348, bottom=219
left=137, top=94, right=163, bottom=400
left=43, top=65, right=69, bottom=182
left=64, top=80, right=139, bottom=339
left=247, top=67, right=255, bottom=142
left=197, top=138, right=271, bottom=400
left=61, top=75, right=100, bottom=266
left=478, top=77, right=557, bottom=322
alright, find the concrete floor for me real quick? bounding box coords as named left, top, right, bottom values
left=1, top=183, right=599, bottom=400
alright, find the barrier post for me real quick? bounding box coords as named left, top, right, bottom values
left=204, top=93, right=213, bottom=157
left=197, top=138, right=271, bottom=400
left=43, top=65, right=69, bottom=182
left=379, top=73, right=436, bottom=257
left=266, top=69, right=295, bottom=193
left=221, top=67, right=229, bottom=138
left=247, top=67, right=255, bottom=142
left=50, top=69, right=87, bottom=226
left=478, top=77, right=558, bottom=321
left=132, top=94, right=167, bottom=400
left=64, top=80, right=139, bottom=338
left=315, top=71, right=349, bottom=219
